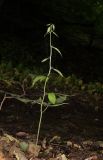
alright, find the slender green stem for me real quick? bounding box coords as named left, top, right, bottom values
left=36, top=32, right=52, bottom=145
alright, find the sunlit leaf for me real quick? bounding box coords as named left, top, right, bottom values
left=52, top=46, right=62, bottom=56
left=32, top=75, right=46, bottom=87
left=52, top=68, right=63, bottom=77
left=41, top=57, right=49, bottom=63
left=48, top=92, right=56, bottom=104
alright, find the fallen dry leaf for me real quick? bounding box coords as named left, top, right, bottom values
left=16, top=132, right=29, bottom=138
left=73, top=143, right=81, bottom=149
left=9, top=145, right=28, bottom=160
left=60, top=154, right=68, bottom=160
left=4, top=133, right=19, bottom=143
left=49, top=158, right=58, bottom=160
left=27, top=143, right=41, bottom=157
left=67, top=140, right=73, bottom=147
left=0, top=151, right=6, bottom=160
left=96, top=141, right=103, bottom=148
left=57, top=154, right=68, bottom=160
left=41, top=138, right=47, bottom=149
left=50, top=136, right=61, bottom=143
left=82, top=140, right=93, bottom=146
left=67, top=141, right=81, bottom=149
left=85, top=155, right=98, bottom=160
left=44, top=146, right=53, bottom=154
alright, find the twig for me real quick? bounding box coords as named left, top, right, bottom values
left=42, top=105, right=49, bottom=113
left=0, top=94, right=12, bottom=110
left=21, top=80, right=26, bottom=96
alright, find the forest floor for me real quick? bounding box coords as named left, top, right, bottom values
left=0, top=81, right=103, bottom=160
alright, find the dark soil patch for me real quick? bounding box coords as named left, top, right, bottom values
left=0, top=83, right=103, bottom=159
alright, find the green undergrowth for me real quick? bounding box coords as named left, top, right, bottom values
left=0, top=61, right=43, bottom=83
left=0, top=62, right=103, bottom=95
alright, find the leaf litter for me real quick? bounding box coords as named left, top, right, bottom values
left=0, top=132, right=102, bottom=160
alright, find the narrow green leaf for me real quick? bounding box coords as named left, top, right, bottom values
left=51, top=24, right=55, bottom=31
left=16, top=97, right=32, bottom=104
left=48, top=92, right=56, bottom=104
left=52, top=31, right=58, bottom=37
left=52, top=68, right=63, bottom=77
left=52, top=46, right=62, bottom=56
left=46, top=24, right=51, bottom=26
left=47, top=26, right=51, bottom=34
left=32, top=75, right=46, bottom=87
left=44, top=32, right=47, bottom=37
left=41, top=57, right=49, bottom=63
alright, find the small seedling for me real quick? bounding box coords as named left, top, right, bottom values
left=0, top=24, right=67, bottom=145
left=35, top=24, right=66, bottom=145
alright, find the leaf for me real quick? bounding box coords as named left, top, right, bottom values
left=27, top=143, right=41, bottom=157
left=85, top=155, right=98, bottom=160
left=9, top=146, right=28, bottom=160
left=52, top=68, right=63, bottom=77
left=19, top=142, right=29, bottom=152
left=16, top=97, right=33, bottom=104
left=46, top=24, right=55, bottom=34
left=51, top=24, right=55, bottom=31
left=46, top=23, right=51, bottom=26
left=16, top=132, right=29, bottom=138
left=52, top=31, right=58, bottom=37
left=4, top=134, right=19, bottom=143
left=56, top=95, right=67, bottom=104
left=41, top=57, right=49, bottom=62
left=32, top=75, right=46, bottom=87
left=61, top=154, right=68, bottom=160
left=45, top=24, right=56, bottom=37
left=48, top=92, right=56, bottom=104
left=50, top=136, right=61, bottom=143
left=52, top=46, right=62, bottom=56
left=0, top=151, right=6, bottom=160
left=47, top=26, right=51, bottom=34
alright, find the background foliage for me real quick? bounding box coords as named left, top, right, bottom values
left=0, top=0, right=103, bottom=81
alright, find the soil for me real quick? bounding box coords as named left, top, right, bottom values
left=0, top=83, right=103, bottom=159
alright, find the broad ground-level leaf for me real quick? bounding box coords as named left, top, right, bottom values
left=48, top=92, right=56, bottom=104
left=19, top=142, right=29, bottom=152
